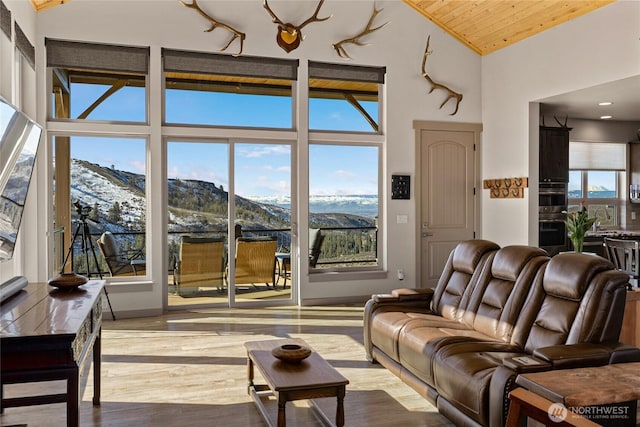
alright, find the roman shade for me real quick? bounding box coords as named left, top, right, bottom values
left=0, top=1, right=10, bottom=39
left=308, top=61, right=386, bottom=83
left=162, top=48, right=298, bottom=80
left=14, top=23, right=34, bottom=69
left=569, top=141, right=627, bottom=170
left=46, top=38, right=149, bottom=74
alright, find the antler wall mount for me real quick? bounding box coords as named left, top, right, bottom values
left=263, top=0, right=331, bottom=53
left=421, top=35, right=463, bottom=115
left=483, top=177, right=529, bottom=199
left=333, top=3, right=388, bottom=60
left=179, top=0, right=246, bottom=56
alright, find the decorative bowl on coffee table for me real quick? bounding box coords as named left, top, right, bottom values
left=272, top=343, right=312, bottom=363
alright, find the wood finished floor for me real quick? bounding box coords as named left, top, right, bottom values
left=1, top=305, right=453, bottom=427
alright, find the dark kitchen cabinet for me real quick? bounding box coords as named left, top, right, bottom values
left=540, top=126, right=570, bottom=182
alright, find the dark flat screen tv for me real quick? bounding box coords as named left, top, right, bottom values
left=0, top=97, right=42, bottom=263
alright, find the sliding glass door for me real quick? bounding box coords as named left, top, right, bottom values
left=167, top=140, right=292, bottom=307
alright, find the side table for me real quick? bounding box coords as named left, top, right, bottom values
left=508, top=362, right=640, bottom=427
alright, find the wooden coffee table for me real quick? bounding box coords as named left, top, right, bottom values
left=245, top=338, right=349, bottom=427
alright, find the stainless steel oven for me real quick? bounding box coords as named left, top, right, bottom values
left=539, top=182, right=567, bottom=255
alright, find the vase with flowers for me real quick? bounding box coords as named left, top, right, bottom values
left=563, top=205, right=596, bottom=253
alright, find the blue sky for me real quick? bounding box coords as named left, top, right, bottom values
left=69, top=83, right=378, bottom=197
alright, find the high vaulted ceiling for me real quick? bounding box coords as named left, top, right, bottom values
left=403, top=0, right=616, bottom=55
left=31, top=0, right=616, bottom=55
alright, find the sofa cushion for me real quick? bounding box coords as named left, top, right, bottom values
left=517, top=252, right=625, bottom=353
left=397, top=315, right=497, bottom=387
left=432, top=341, right=523, bottom=426
left=431, top=240, right=499, bottom=322
left=543, top=252, right=613, bottom=300
left=467, top=246, right=548, bottom=341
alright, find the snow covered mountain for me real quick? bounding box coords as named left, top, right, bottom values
left=69, top=161, right=377, bottom=234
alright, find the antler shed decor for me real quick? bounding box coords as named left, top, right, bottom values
left=333, top=3, right=388, bottom=60
left=179, top=0, right=246, bottom=56
left=421, top=35, right=463, bottom=115
left=263, top=0, right=331, bottom=53
left=483, top=177, right=529, bottom=199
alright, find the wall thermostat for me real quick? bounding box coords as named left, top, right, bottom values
left=391, top=175, right=410, bottom=200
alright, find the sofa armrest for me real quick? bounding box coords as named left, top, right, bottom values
left=373, top=288, right=435, bottom=304
left=502, top=355, right=552, bottom=374
left=532, top=343, right=611, bottom=369
left=364, top=288, right=434, bottom=362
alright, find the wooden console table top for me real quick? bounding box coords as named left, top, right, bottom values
left=1, top=280, right=104, bottom=427
left=516, top=362, right=640, bottom=407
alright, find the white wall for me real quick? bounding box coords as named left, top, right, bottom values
left=27, top=0, right=481, bottom=314
left=481, top=1, right=640, bottom=247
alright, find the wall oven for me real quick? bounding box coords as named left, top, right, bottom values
left=539, top=182, right=567, bottom=255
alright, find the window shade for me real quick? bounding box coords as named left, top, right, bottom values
left=46, top=38, right=149, bottom=74
left=162, top=49, right=298, bottom=80
left=14, top=23, right=34, bottom=69
left=309, top=61, right=385, bottom=83
left=0, top=1, right=10, bottom=39
left=569, top=141, right=627, bottom=170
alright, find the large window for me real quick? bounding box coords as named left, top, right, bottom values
left=568, top=141, right=627, bottom=227
left=163, top=49, right=297, bottom=129
left=47, top=39, right=150, bottom=279
left=308, top=144, right=379, bottom=269
left=53, top=136, right=147, bottom=277
left=568, top=170, right=620, bottom=227
left=308, top=61, right=384, bottom=133
left=307, top=62, right=384, bottom=270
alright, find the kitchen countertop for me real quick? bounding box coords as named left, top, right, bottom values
left=586, top=230, right=640, bottom=238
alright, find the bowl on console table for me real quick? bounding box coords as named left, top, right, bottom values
left=47, top=272, right=88, bottom=290
left=272, top=343, right=312, bottom=363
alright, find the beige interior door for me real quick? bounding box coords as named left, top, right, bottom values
left=418, top=125, right=478, bottom=288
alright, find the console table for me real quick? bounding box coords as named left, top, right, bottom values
left=0, top=280, right=104, bottom=427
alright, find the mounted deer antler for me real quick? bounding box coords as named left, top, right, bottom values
left=263, top=0, right=331, bottom=53
left=333, top=3, right=388, bottom=60
left=179, top=0, right=246, bottom=56
left=421, top=36, right=463, bottom=115
left=554, top=114, right=569, bottom=128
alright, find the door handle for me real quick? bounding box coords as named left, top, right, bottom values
left=422, top=232, right=434, bottom=237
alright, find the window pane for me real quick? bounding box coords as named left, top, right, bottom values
left=54, top=136, right=147, bottom=277
left=587, top=204, right=615, bottom=227
left=568, top=170, right=582, bottom=199
left=167, top=141, right=229, bottom=300
left=587, top=170, right=617, bottom=198
left=165, top=73, right=293, bottom=128
left=309, top=76, right=379, bottom=132
left=234, top=142, right=291, bottom=301
left=51, top=71, right=146, bottom=122
left=309, top=144, right=379, bottom=268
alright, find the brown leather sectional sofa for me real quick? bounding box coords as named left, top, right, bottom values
left=364, top=239, right=640, bottom=427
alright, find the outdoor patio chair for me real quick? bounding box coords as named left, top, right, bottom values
left=309, top=228, right=324, bottom=268
left=229, top=236, right=278, bottom=288
left=96, top=231, right=146, bottom=276
left=173, top=235, right=226, bottom=295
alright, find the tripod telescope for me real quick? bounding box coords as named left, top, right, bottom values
left=61, top=202, right=115, bottom=320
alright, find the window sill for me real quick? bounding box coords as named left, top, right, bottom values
left=308, top=269, right=387, bottom=283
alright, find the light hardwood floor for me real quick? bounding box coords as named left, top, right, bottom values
left=1, top=305, right=453, bottom=427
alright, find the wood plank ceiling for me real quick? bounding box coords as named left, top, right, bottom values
left=403, top=0, right=616, bottom=55
left=31, top=0, right=615, bottom=55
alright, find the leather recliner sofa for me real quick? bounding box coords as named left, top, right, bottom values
left=363, top=239, right=640, bottom=427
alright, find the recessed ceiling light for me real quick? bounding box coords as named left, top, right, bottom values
left=600, top=115, right=613, bottom=119
left=598, top=101, right=613, bottom=106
